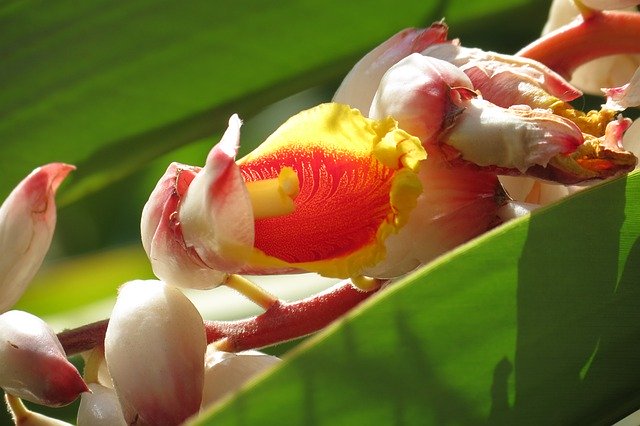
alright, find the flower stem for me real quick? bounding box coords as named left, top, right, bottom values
left=58, top=279, right=380, bottom=356
left=517, top=10, right=640, bottom=78
left=205, top=279, right=381, bottom=352
left=223, top=274, right=279, bottom=310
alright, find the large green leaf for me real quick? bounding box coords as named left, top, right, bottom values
left=193, top=171, right=640, bottom=425
left=0, top=0, right=542, bottom=204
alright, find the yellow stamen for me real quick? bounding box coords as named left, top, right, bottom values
left=551, top=101, right=616, bottom=137
left=245, top=167, right=300, bottom=219
left=224, top=274, right=278, bottom=310
left=351, top=276, right=383, bottom=292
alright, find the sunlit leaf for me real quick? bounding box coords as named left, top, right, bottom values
left=194, top=170, right=640, bottom=425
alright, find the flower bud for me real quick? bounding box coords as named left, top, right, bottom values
left=0, top=311, right=88, bottom=406
left=0, top=163, right=74, bottom=312
left=77, top=383, right=126, bottom=426
left=369, top=53, right=474, bottom=144
left=580, top=0, right=640, bottom=10
left=201, top=347, right=280, bottom=409
left=333, top=22, right=449, bottom=113
left=104, top=280, right=206, bottom=426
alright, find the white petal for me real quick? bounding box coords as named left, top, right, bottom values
left=201, top=347, right=280, bottom=408
left=77, top=383, right=126, bottom=426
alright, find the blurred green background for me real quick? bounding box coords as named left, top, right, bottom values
left=11, top=0, right=640, bottom=424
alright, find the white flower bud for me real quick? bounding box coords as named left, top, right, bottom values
left=0, top=163, right=74, bottom=312
left=0, top=311, right=88, bottom=406
left=105, top=280, right=206, bottom=425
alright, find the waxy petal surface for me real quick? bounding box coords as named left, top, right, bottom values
left=0, top=163, right=74, bottom=312
left=105, top=280, right=206, bottom=426
left=0, top=311, right=88, bottom=406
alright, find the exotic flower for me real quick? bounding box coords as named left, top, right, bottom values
left=0, top=310, right=88, bottom=406
left=201, top=347, right=281, bottom=409
left=0, top=163, right=74, bottom=313
left=143, top=103, right=427, bottom=285
left=104, top=280, right=206, bottom=425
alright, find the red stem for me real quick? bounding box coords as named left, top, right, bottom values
left=517, top=11, right=640, bottom=78
left=58, top=280, right=379, bottom=356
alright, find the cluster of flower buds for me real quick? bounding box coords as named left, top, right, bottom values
left=1, top=0, right=639, bottom=424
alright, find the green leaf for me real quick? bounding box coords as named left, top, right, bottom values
left=193, top=170, right=640, bottom=425
left=0, top=0, right=544, bottom=204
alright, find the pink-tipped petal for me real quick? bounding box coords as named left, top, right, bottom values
left=140, top=162, right=228, bottom=289
left=105, top=280, right=206, bottom=426
left=423, top=43, right=582, bottom=104
left=443, top=99, right=584, bottom=172
left=369, top=53, right=474, bottom=144
left=0, top=311, right=88, bottom=406
left=0, top=163, right=74, bottom=312
left=604, top=66, right=640, bottom=110
left=179, top=114, right=255, bottom=276
left=333, top=23, right=449, bottom=114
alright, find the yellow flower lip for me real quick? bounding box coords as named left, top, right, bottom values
left=237, top=103, right=427, bottom=279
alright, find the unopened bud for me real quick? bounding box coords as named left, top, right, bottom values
left=0, top=311, right=88, bottom=406
left=0, top=163, right=74, bottom=312
left=105, top=280, right=206, bottom=426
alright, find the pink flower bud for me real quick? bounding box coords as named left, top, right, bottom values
left=77, top=383, right=126, bottom=426
left=201, top=347, right=280, bottom=409
left=141, top=116, right=254, bottom=290
left=104, top=280, right=206, bottom=426
left=0, top=311, right=88, bottom=406
left=0, top=163, right=74, bottom=312
left=333, top=22, right=449, bottom=113
left=422, top=43, right=582, bottom=106
left=369, top=53, right=474, bottom=144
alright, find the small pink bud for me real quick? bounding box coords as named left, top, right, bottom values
left=369, top=53, right=474, bottom=144
left=0, top=163, right=74, bottom=312
left=0, top=311, right=88, bottom=406
left=201, top=347, right=280, bottom=409
left=77, top=383, right=126, bottom=426
left=105, top=280, right=206, bottom=426
left=333, top=22, right=449, bottom=113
